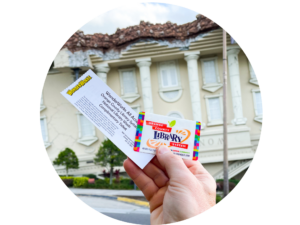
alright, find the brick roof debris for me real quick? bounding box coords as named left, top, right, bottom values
left=62, top=14, right=220, bottom=53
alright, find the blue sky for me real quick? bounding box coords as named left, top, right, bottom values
left=80, top=2, right=199, bottom=34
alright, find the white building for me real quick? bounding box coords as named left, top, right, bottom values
left=41, top=15, right=262, bottom=180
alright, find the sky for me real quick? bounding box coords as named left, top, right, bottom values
left=80, top=2, right=199, bottom=35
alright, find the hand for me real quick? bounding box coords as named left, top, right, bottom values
left=124, top=145, right=216, bottom=224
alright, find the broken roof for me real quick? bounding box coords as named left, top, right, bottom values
left=62, top=14, right=220, bottom=53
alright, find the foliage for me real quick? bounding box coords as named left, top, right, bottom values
left=216, top=195, right=222, bottom=203
left=216, top=179, right=240, bottom=185
left=73, top=177, right=89, bottom=187
left=53, top=148, right=79, bottom=177
left=104, top=177, right=110, bottom=184
left=61, top=179, right=73, bottom=187
left=67, top=176, right=137, bottom=189
left=94, top=139, right=127, bottom=184
left=60, top=177, right=74, bottom=180
left=216, top=179, right=238, bottom=192
left=228, top=179, right=240, bottom=185
left=114, top=169, right=120, bottom=183
left=102, top=170, right=110, bottom=178
left=82, top=177, right=136, bottom=189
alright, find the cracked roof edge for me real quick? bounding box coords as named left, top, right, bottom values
left=63, top=31, right=215, bottom=67
left=61, top=14, right=220, bottom=54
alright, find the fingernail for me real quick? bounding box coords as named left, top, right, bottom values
left=158, top=145, right=169, bottom=154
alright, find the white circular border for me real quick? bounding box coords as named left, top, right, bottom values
left=159, top=89, right=183, bottom=102
left=166, top=110, right=185, bottom=119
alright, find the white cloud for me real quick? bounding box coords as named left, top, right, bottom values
left=79, top=3, right=199, bottom=35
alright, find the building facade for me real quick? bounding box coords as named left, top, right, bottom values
left=41, top=15, right=262, bottom=180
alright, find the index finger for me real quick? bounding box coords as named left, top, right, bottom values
left=183, top=159, right=210, bottom=176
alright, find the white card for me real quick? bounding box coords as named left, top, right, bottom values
left=134, top=112, right=201, bottom=160
left=60, top=69, right=154, bottom=169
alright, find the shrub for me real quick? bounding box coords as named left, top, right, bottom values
left=216, top=195, right=222, bottom=203
left=94, top=179, right=110, bottom=188
left=216, top=179, right=237, bottom=191
left=73, top=177, right=89, bottom=187
left=228, top=179, right=240, bottom=185
left=104, top=177, right=110, bottom=184
left=119, top=178, right=132, bottom=185
left=63, top=176, right=136, bottom=189
left=83, top=174, right=98, bottom=180
left=60, top=177, right=74, bottom=180
left=62, top=179, right=73, bottom=187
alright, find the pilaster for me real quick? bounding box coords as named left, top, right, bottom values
left=184, top=51, right=205, bottom=128
left=227, top=48, right=247, bottom=125
left=94, top=63, right=110, bottom=84
left=136, top=58, right=153, bottom=113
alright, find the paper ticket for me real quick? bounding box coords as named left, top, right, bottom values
left=134, top=112, right=201, bottom=160
left=61, top=69, right=154, bottom=169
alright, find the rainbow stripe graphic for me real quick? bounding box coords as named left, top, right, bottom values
left=133, top=112, right=145, bottom=152
left=193, top=121, right=201, bottom=160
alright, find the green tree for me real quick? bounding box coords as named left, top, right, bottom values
left=94, top=139, right=126, bottom=185
left=53, top=148, right=79, bottom=177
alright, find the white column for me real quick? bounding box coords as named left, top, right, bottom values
left=136, top=58, right=153, bottom=113
left=227, top=48, right=247, bottom=125
left=94, top=63, right=110, bottom=84
left=184, top=51, right=205, bottom=128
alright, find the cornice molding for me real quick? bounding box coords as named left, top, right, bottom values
left=136, top=61, right=152, bottom=68
left=184, top=54, right=200, bottom=61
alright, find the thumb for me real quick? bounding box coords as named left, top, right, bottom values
left=156, top=145, right=191, bottom=179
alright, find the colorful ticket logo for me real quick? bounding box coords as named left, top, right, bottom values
left=134, top=112, right=201, bottom=160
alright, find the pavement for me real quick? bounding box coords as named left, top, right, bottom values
left=70, top=188, right=150, bottom=225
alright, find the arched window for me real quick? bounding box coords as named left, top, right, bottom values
left=167, top=111, right=184, bottom=119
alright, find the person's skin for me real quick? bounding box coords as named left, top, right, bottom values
left=124, top=145, right=216, bottom=224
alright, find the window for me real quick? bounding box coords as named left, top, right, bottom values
left=200, top=57, right=223, bottom=93
left=203, top=60, right=217, bottom=83
left=40, top=93, right=46, bottom=112
left=160, top=63, right=178, bottom=88
left=167, top=111, right=184, bottom=119
left=249, top=62, right=258, bottom=86
left=77, top=112, right=98, bottom=146
left=252, top=89, right=262, bottom=123
left=79, top=114, right=94, bottom=137
left=157, top=60, right=182, bottom=102
left=204, top=94, right=223, bottom=126
left=40, top=116, right=51, bottom=148
left=119, top=68, right=140, bottom=103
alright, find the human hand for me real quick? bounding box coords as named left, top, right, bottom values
left=124, top=145, right=216, bottom=224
